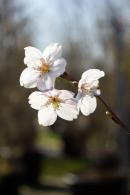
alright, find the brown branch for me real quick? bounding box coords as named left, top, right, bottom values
left=97, top=96, right=129, bottom=134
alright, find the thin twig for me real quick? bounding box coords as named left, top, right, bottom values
left=97, top=96, right=129, bottom=134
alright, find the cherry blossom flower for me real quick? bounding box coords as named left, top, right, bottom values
left=20, top=43, right=66, bottom=91
left=77, top=69, right=105, bottom=116
left=28, top=89, right=79, bottom=126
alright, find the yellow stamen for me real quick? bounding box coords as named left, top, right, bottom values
left=39, top=58, right=50, bottom=73
left=46, top=96, right=61, bottom=110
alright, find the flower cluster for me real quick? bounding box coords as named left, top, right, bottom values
left=20, top=43, right=105, bottom=126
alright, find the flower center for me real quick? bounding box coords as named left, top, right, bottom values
left=48, top=96, right=61, bottom=110
left=39, top=58, right=50, bottom=73
left=81, top=83, right=92, bottom=94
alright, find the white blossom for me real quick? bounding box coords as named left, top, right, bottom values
left=77, top=69, right=105, bottom=116
left=20, top=43, right=66, bottom=91
left=28, top=89, right=79, bottom=126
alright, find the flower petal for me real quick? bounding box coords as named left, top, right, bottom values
left=49, top=89, right=60, bottom=96
left=76, top=92, right=83, bottom=104
left=79, top=95, right=97, bottom=116
left=37, top=74, right=55, bottom=91
left=51, top=58, right=66, bottom=77
left=45, top=89, right=74, bottom=100
left=58, top=90, right=74, bottom=100
left=43, top=43, right=62, bottom=61
left=78, top=78, right=86, bottom=89
left=24, top=46, right=42, bottom=68
left=57, top=100, right=79, bottom=121
left=24, top=46, right=42, bottom=58
left=38, top=105, right=57, bottom=126
left=20, top=68, right=40, bottom=88
left=28, top=91, right=48, bottom=110
left=81, top=69, right=105, bottom=83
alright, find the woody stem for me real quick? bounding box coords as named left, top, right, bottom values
left=97, top=96, right=129, bottom=133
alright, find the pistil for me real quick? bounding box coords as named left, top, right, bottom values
left=46, top=96, right=61, bottom=110
left=39, top=58, right=50, bottom=73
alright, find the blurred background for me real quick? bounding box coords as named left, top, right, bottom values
left=0, top=0, right=130, bottom=194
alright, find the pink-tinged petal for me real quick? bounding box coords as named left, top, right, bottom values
left=91, top=80, right=99, bottom=88
left=43, top=43, right=62, bottom=61
left=57, top=100, right=79, bottom=121
left=24, top=46, right=42, bottom=68
left=37, top=74, right=55, bottom=91
left=28, top=91, right=48, bottom=110
left=49, top=89, right=60, bottom=97
left=24, top=46, right=42, bottom=58
left=51, top=58, right=66, bottom=77
left=38, top=105, right=57, bottom=126
left=20, top=68, right=40, bottom=88
left=79, top=95, right=97, bottom=116
left=58, top=90, right=74, bottom=100
left=81, top=69, right=105, bottom=83
left=78, top=79, right=99, bottom=90
left=39, top=90, right=52, bottom=97
left=24, top=56, right=42, bottom=68
left=48, top=89, right=74, bottom=100
left=78, top=78, right=85, bottom=89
